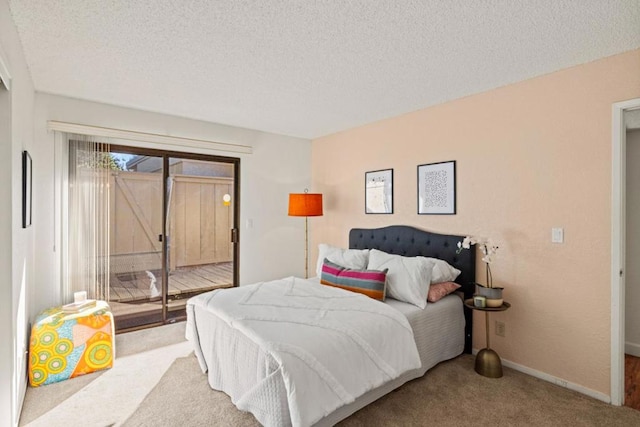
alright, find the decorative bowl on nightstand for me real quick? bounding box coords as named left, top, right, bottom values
left=475, top=283, right=503, bottom=300
left=486, top=298, right=503, bottom=308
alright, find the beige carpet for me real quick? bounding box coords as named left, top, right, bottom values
left=20, top=322, right=189, bottom=426
left=125, top=352, right=640, bottom=427
left=123, top=352, right=258, bottom=427
left=21, top=321, right=640, bottom=426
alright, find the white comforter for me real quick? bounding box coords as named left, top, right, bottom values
left=186, top=276, right=421, bottom=427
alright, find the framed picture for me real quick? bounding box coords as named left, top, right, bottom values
left=365, top=169, right=393, bottom=214
left=417, top=160, right=456, bottom=215
left=22, top=150, right=32, bottom=228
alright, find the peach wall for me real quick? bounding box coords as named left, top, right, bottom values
left=311, top=49, right=640, bottom=397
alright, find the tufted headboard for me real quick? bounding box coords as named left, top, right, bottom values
left=349, top=225, right=475, bottom=353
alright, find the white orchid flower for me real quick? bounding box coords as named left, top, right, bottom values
left=458, top=235, right=500, bottom=287
left=459, top=235, right=499, bottom=264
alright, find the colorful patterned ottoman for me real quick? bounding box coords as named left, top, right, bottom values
left=28, top=300, right=115, bottom=386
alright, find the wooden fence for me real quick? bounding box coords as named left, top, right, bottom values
left=168, top=174, right=233, bottom=270
left=109, top=171, right=233, bottom=274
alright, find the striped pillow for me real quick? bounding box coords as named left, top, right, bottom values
left=320, top=258, right=387, bottom=301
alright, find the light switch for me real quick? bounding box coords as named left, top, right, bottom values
left=246, top=219, right=253, bottom=229
left=551, top=227, right=564, bottom=243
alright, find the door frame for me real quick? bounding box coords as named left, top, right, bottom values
left=110, top=144, right=240, bottom=328
left=611, top=97, right=640, bottom=406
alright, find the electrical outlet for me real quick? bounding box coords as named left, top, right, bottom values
left=552, top=227, right=564, bottom=243
left=495, top=321, right=505, bottom=337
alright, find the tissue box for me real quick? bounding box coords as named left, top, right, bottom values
left=28, top=300, right=115, bottom=386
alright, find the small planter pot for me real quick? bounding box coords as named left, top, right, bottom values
left=475, top=283, right=503, bottom=300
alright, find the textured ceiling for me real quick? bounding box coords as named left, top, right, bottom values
left=8, top=0, right=640, bottom=139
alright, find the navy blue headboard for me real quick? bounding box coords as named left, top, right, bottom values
left=349, top=225, right=475, bottom=353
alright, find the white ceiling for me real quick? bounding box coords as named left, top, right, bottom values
left=8, top=0, right=640, bottom=139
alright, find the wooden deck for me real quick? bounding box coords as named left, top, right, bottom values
left=109, top=262, right=233, bottom=303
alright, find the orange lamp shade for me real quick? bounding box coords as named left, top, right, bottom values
left=288, top=193, right=323, bottom=217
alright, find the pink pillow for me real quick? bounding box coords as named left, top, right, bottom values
left=427, top=281, right=461, bottom=303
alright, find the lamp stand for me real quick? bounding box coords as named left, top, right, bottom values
left=304, top=216, right=309, bottom=279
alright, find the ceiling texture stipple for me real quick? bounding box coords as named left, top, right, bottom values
left=8, top=0, right=640, bottom=139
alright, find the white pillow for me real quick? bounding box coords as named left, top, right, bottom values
left=427, top=258, right=461, bottom=284
left=315, top=244, right=369, bottom=277
left=367, top=249, right=434, bottom=309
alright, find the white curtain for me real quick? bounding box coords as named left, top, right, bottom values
left=65, top=135, right=111, bottom=301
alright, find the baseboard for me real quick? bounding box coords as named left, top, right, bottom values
left=625, top=342, right=640, bottom=357
left=471, top=349, right=610, bottom=403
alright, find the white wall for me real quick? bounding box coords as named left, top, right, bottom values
left=0, top=76, right=12, bottom=427
left=32, top=93, right=312, bottom=313
left=626, top=129, right=640, bottom=356
left=0, top=1, right=36, bottom=426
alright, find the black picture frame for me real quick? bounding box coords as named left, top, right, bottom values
left=22, top=150, right=32, bottom=228
left=365, top=169, right=393, bottom=214
left=417, top=160, right=456, bottom=215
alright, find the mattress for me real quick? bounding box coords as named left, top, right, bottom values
left=385, top=294, right=465, bottom=371
left=187, top=285, right=465, bottom=426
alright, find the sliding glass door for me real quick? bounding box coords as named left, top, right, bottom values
left=165, top=157, right=236, bottom=321
left=107, top=151, right=165, bottom=329
left=67, top=142, right=239, bottom=331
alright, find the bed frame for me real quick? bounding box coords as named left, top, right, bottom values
left=349, top=225, right=476, bottom=354
left=189, top=224, right=477, bottom=427
left=316, top=225, right=477, bottom=425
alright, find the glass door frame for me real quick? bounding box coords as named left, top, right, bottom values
left=110, top=144, right=240, bottom=331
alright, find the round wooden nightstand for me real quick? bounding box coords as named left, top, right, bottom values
left=464, top=299, right=511, bottom=378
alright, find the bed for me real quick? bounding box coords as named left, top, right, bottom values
left=186, top=225, right=476, bottom=426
